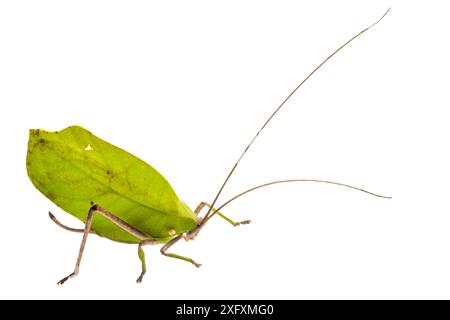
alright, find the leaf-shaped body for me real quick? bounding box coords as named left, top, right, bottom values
left=26, top=126, right=197, bottom=244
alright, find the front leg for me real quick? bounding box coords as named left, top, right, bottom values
left=194, top=201, right=251, bottom=226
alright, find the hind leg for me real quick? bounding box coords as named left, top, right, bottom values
left=57, top=204, right=149, bottom=285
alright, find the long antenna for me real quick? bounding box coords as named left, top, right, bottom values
left=216, top=179, right=390, bottom=214
left=202, top=8, right=391, bottom=224
left=199, top=179, right=390, bottom=226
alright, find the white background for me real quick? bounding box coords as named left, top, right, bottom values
left=1, top=0, right=449, bottom=299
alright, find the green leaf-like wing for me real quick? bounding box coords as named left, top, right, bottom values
left=26, top=126, right=197, bottom=243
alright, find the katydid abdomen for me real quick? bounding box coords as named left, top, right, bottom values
left=26, top=126, right=197, bottom=244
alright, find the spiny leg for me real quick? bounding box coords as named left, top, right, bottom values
left=48, top=211, right=96, bottom=234
left=136, top=239, right=160, bottom=283
left=194, top=201, right=251, bottom=226
left=57, top=204, right=149, bottom=285
left=160, top=234, right=202, bottom=268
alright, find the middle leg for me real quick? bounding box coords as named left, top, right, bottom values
left=136, top=239, right=160, bottom=283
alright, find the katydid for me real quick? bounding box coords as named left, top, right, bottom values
left=26, top=9, right=391, bottom=284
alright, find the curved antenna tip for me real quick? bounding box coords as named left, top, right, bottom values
left=370, top=8, right=392, bottom=29
left=215, top=179, right=392, bottom=215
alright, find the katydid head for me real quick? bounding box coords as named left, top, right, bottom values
left=185, top=225, right=201, bottom=241
left=184, top=214, right=212, bottom=241
left=184, top=217, right=204, bottom=241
